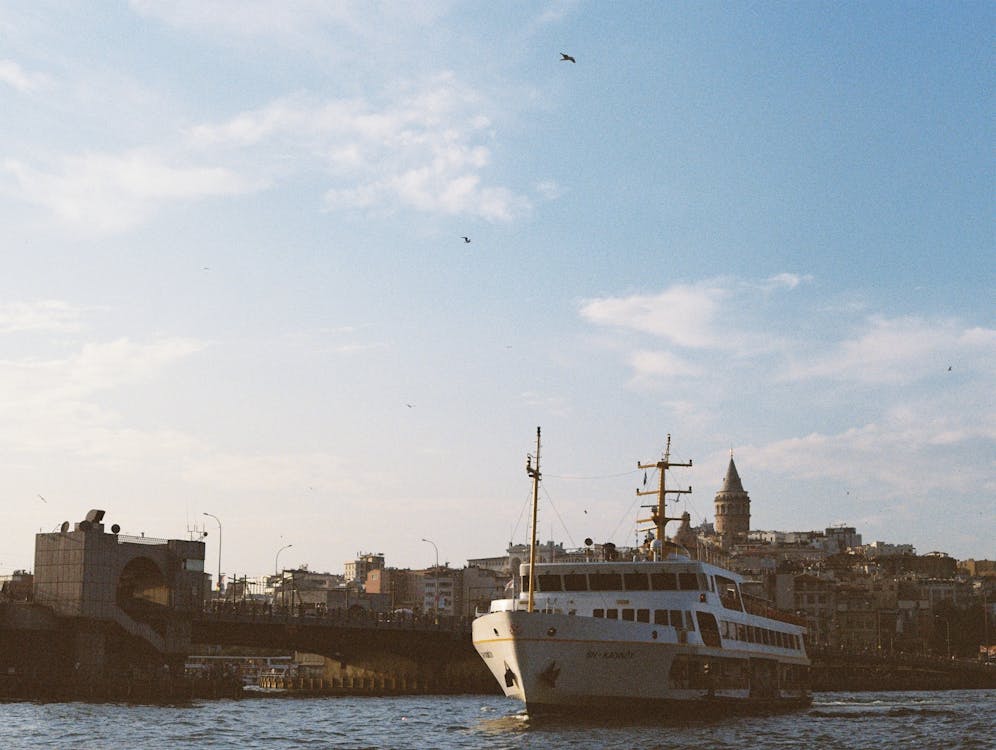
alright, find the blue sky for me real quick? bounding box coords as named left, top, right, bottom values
left=1, top=2, right=992, bottom=578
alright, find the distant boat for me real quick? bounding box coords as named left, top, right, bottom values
left=472, top=430, right=811, bottom=716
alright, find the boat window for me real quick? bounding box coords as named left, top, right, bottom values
left=563, top=573, right=588, bottom=591
left=637, top=609, right=650, bottom=623
left=697, top=573, right=709, bottom=590
left=593, top=608, right=604, bottom=618
left=606, top=609, right=619, bottom=620
left=589, top=572, right=622, bottom=591
left=623, top=572, right=649, bottom=590
left=696, top=611, right=721, bottom=647
left=621, top=608, right=635, bottom=621
left=654, top=609, right=668, bottom=625
left=650, top=572, right=678, bottom=590
left=684, top=611, right=696, bottom=630
left=736, top=623, right=746, bottom=641
left=716, top=575, right=743, bottom=611
left=537, top=574, right=562, bottom=592
left=678, top=572, right=700, bottom=590
left=669, top=609, right=682, bottom=628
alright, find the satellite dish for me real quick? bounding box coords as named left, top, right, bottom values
left=60, top=521, right=69, bottom=533
left=79, top=520, right=91, bottom=531
left=111, top=524, right=120, bottom=534
left=584, top=537, right=593, bottom=547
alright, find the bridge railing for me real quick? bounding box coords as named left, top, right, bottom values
left=195, top=603, right=473, bottom=634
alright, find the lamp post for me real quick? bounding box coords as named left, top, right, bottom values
left=202, top=512, right=222, bottom=592
left=421, top=537, right=439, bottom=618
left=275, top=543, right=293, bottom=576
left=275, top=543, right=293, bottom=609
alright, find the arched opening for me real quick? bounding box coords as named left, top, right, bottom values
left=117, top=557, right=170, bottom=620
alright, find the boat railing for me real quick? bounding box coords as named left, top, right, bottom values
left=742, top=595, right=807, bottom=627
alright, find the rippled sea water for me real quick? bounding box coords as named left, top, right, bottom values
left=1, top=690, right=993, bottom=750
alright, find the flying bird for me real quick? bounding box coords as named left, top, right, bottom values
left=560, top=53, right=576, bottom=63
left=461, top=236, right=471, bottom=243
left=947, top=366, right=952, bottom=371
left=37, top=494, right=47, bottom=503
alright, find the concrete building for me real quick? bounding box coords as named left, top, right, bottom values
left=344, top=552, right=385, bottom=585
left=365, top=567, right=423, bottom=610
left=31, top=509, right=207, bottom=677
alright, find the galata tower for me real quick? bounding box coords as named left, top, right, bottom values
left=714, top=455, right=750, bottom=548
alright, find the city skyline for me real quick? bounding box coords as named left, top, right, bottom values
left=1, top=3, right=992, bottom=576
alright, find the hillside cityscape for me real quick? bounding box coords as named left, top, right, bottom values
left=6, top=456, right=989, bottom=661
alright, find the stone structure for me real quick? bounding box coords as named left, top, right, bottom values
left=714, top=456, right=751, bottom=548
left=32, top=509, right=207, bottom=676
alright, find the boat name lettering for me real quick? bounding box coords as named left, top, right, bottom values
left=585, top=650, right=635, bottom=660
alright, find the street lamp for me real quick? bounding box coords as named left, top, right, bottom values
left=275, top=543, right=293, bottom=576
left=421, top=537, right=439, bottom=618
left=202, top=512, right=222, bottom=592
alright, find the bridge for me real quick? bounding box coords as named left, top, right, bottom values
left=2, top=509, right=492, bottom=699
left=191, top=608, right=478, bottom=674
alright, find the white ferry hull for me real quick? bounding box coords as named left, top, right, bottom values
left=473, top=609, right=810, bottom=716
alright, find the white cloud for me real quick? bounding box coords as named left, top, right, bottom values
left=629, top=349, right=702, bottom=379
left=761, top=272, right=813, bottom=291
left=580, top=281, right=729, bottom=349
left=188, top=77, right=530, bottom=221
left=3, top=150, right=262, bottom=234
left=129, top=1, right=449, bottom=46
left=0, top=300, right=87, bottom=334
left=0, top=59, right=50, bottom=92
left=0, top=337, right=207, bottom=409
left=784, top=316, right=995, bottom=384
left=746, top=406, right=996, bottom=499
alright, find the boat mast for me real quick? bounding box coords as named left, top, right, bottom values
left=525, top=427, right=541, bottom=613
left=637, top=434, right=692, bottom=558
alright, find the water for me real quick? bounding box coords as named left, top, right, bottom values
left=0, top=691, right=992, bottom=750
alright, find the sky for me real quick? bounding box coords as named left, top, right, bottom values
left=1, top=2, right=992, bottom=580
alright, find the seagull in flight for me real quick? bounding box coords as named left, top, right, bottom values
left=560, top=53, right=576, bottom=63
left=461, top=236, right=471, bottom=243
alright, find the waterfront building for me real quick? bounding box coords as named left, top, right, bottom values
left=364, top=567, right=423, bottom=610
left=344, top=552, right=385, bottom=585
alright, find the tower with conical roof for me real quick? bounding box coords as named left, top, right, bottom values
left=714, top=454, right=750, bottom=548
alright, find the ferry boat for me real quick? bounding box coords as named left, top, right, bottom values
left=472, top=429, right=811, bottom=716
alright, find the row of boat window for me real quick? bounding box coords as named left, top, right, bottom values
left=592, top=608, right=696, bottom=630
left=720, top=619, right=800, bottom=650
left=536, top=571, right=711, bottom=593
left=590, top=608, right=801, bottom=651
